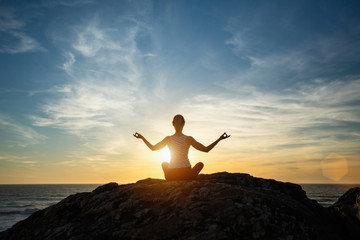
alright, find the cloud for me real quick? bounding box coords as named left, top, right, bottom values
left=178, top=77, right=360, bottom=155
left=0, top=8, right=23, bottom=31
left=225, top=32, right=246, bottom=55
left=0, top=8, right=45, bottom=54
left=43, top=0, right=95, bottom=8
left=0, top=155, right=29, bottom=162
left=31, top=16, right=153, bottom=157
left=0, top=114, right=47, bottom=147
left=219, top=28, right=360, bottom=155
left=32, top=80, right=136, bottom=133
left=0, top=31, right=45, bottom=54
left=0, top=154, right=38, bottom=169
left=60, top=51, right=76, bottom=76
left=72, top=18, right=122, bottom=57
left=28, top=85, right=73, bottom=97
left=223, top=19, right=360, bottom=93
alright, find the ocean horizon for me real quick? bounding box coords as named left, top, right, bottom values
left=0, top=183, right=359, bottom=232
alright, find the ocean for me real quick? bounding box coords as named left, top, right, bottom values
left=0, top=184, right=100, bottom=232
left=300, top=184, right=360, bottom=207
left=0, top=183, right=359, bottom=232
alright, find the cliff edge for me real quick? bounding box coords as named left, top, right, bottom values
left=1, top=172, right=359, bottom=240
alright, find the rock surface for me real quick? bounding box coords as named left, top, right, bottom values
left=1, top=172, right=359, bottom=240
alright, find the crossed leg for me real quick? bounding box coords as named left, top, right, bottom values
left=162, top=162, right=204, bottom=180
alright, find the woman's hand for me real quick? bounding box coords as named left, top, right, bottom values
left=133, top=132, right=168, bottom=151
left=219, top=132, right=230, bottom=140
left=133, top=132, right=144, bottom=139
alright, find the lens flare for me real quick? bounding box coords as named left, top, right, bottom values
left=321, top=153, right=348, bottom=182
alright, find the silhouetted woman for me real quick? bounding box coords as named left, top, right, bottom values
left=134, top=114, right=230, bottom=180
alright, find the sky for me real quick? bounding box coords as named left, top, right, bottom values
left=0, top=0, right=359, bottom=184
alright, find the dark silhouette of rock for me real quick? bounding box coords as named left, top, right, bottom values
left=329, top=187, right=360, bottom=239
left=0, top=172, right=359, bottom=240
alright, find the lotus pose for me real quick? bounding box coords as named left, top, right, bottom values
left=134, top=114, right=230, bottom=180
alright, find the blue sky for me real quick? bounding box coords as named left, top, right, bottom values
left=0, top=0, right=359, bottom=183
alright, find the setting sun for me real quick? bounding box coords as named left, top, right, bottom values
left=160, top=147, right=171, bottom=163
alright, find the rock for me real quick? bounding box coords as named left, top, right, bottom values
left=328, top=187, right=360, bottom=239
left=0, top=172, right=359, bottom=240
left=330, top=187, right=360, bottom=221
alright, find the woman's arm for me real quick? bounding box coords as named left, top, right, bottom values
left=188, top=132, right=230, bottom=153
left=133, top=132, right=169, bottom=151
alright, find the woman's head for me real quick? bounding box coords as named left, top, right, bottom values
left=172, top=114, right=185, bottom=132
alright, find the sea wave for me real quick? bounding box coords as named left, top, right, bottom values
left=0, top=207, right=41, bottom=216
left=0, top=184, right=100, bottom=232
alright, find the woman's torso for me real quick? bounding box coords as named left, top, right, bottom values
left=168, top=134, right=191, bottom=168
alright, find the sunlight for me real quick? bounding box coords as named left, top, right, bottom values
left=160, top=146, right=171, bottom=163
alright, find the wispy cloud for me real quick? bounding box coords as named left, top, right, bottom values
left=225, top=32, right=247, bottom=56
left=60, top=51, right=76, bottom=76
left=32, top=80, right=136, bottom=133
left=72, top=18, right=122, bottom=57
left=43, top=0, right=95, bottom=8
left=0, top=8, right=45, bottom=54
left=0, top=154, right=29, bottom=162
left=0, top=8, right=23, bottom=30
left=31, top=15, right=153, bottom=157
left=0, top=154, right=38, bottom=170
left=224, top=19, right=360, bottom=92
left=220, top=27, right=360, bottom=158
left=222, top=25, right=360, bottom=149
left=179, top=77, right=360, bottom=157
left=0, top=114, right=47, bottom=147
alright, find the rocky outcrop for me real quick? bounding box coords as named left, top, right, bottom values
left=0, top=172, right=359, bottom=240
left=329, top=186, right=360, bottom=238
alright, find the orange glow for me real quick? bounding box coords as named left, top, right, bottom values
left=321, top=153, right=348, bottom=182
